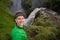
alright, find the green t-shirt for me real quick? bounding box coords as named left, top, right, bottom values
left=11, top=24, right=28, bottom=40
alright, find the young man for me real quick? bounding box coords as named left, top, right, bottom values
left=11, top=12, right=28, bottom=40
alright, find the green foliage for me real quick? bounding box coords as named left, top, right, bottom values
left=25, top=8, right=33, bottom=18
left=25, top=12, right=58, bottom=40
left=34, top=17, right=56, bottom=27
left=26, top=25, right=57, bottom=40
left=0, top=0, right=15, bottom=40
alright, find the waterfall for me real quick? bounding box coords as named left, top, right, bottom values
left=24, top=7, right=57, bottom=26
left=9, top=0, right=25, bottom=15
left=24, top=7, right=46, bottom=26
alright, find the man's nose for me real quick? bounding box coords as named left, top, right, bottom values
left=20, top=19, right=23, bottom=21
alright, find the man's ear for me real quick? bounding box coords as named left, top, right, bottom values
left=15, top=19, right=16, bottom=22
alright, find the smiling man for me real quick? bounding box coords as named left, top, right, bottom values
left=11, top=12, right=28, bottom=40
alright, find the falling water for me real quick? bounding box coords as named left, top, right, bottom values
left=24, top=7, right=46, bottom=26
left=9, top=0, right=24, bottom=15
left=24, top=7, right=57, bottom=26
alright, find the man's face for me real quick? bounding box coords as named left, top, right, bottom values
left=15, top=16, right=25, bottom=27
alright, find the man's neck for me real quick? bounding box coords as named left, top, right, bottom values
left=17, top=24, right=23, bottom=28
left=19, top=25, right=23, bottom=28
left=16, top=23, right=24, bottom=28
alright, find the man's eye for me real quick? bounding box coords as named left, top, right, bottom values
left=18, top=18, right=21, bottom=20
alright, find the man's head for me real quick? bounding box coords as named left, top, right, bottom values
left=15, top=12, right=25, bottom=27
